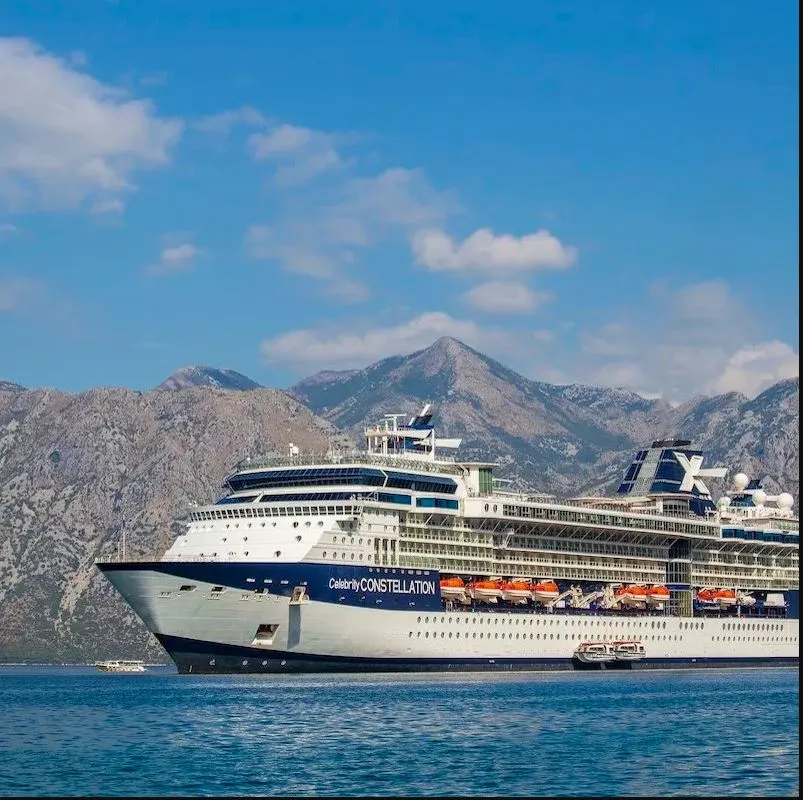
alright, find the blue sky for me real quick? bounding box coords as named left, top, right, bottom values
left=0, top=0, right=798, bottom=401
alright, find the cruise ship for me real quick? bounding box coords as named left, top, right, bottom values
left=96, top=404, right=799, bottom=673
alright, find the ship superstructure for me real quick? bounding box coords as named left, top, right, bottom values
left=97, top=404, right=799, bottom=673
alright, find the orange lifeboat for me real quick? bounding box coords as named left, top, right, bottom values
left=439, top=576, right=466, bottom=601
left=532, top=579, right=560, bottom=603
left=647, top=585, right=670, bottom=606
left=501, top=580, right=533, bottom=604
left=615, top=584, right=647, bottom=607
left=467, top=579, right=503, bottom=603
left=714, top=588, right=737, bottom=607
left=696, top=587, right=718, bottom=605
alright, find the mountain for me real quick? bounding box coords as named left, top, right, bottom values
left=0, top=386, right=333, bottom=663
left=291, top=337, right=799, bottom=500
left=0, top=380, right=25, bottom=392
left=291, top=337, right=665, bottom=493
left=154, top=366, right=262, bottom=391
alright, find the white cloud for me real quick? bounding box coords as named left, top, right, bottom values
left=0, top=37, right=182, bottom=210
left=261, top=311, right=490, bottom=368
left=90, top=197, right=124, bottom=215
left=712, top=341, right=799, bottom=397
left=249, top=123, right=344, bottom=185
left=412, top=227, right=576, bottom=272
left=193, top=106, right=265, bottom=134
left=0, top=277, right=43, bottom=311
left=574, top=279, right=799, bottom=401
left=246, top=167, right=453, bottom=301
left=143, top=242, right=202, bottom=277
left=463, top=281, right=552, bottom=315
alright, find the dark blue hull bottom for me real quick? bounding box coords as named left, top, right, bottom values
left=157, top=635, right=800, bottom=675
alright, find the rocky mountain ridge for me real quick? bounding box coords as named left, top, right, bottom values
left=290, top=337, right=799, bottom=500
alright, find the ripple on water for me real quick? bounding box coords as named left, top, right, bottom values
left=0, top=666, right=798, bottom=797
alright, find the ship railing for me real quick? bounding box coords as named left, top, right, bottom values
left=485, top=492, right=710, bottom=520
left=231, top=451, right=463, bottom=475
left=95, top=554, right=228, bottom=564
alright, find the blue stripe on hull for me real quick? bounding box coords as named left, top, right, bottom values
left=100, top=561, right=443, bottom=612
left=156, top=634, right=800, bottom=676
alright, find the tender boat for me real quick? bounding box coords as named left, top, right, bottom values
left=611, top=640, right=646, bottom=661
left=95, top=660, right=146, bottom=673
left=573, top=642, right=616, bottom=663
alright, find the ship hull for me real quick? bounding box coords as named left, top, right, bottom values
left=158, top=632, right=798, bottom=675
left=98, top=561, right=800, bottom=675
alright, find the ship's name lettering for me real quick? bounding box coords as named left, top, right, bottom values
left=328, top=577, right=436, bottom=595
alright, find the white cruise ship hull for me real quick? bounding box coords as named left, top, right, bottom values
left=99, top=561, right=800, bottom=675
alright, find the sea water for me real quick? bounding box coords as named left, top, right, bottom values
left=0, top=666, right=798, bottom=797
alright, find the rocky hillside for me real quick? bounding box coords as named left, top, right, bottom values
left=0, top=386, right=332, bottom=663
left=291, top=337, right=799, bottom=500
left=154, top=366, right=263, bottom=391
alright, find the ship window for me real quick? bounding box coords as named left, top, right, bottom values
left=179, top=585, right=196, bottom=592
left=275, top=551, right=281, bottom=557
left=211, top=586, right=225, bottom=594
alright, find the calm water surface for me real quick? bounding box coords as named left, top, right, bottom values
left=0, top=666, right=798, bottom=797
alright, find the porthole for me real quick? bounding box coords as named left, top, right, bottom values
left=295, top=535, right=302, bottom=542
left=274, top=550, right=280, bottom=557
left=293, top=522, right=299, bottom=528
left=322, top=551, right=327, bottom=557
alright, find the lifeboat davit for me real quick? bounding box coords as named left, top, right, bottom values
left=501, top=580, right=533, bottom=604
left=468, top=579, right=503, bottom=603
left=615, top=584, right=647, bottom=607
left=439, top=576, right=466, bottom=601
left=696, top=587, right=718, bottom=606
left=532, top=580, right=560, bottom=603
left=714, top=588, right=737, bottom=607
left=647, top=585, right=670, bottom=606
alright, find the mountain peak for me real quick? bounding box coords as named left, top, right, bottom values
left=0, top=379, right=26, bottom=392
left=154, top=366, right=262, bottom=392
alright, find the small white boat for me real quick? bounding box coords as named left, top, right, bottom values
left=95, top=659, right=147, bottom=673
left=611, top=640, right=646, bottom=661
left=573, top=642, right=616, bottom=663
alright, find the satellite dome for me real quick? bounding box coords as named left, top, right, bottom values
left=733, top=473, right=749, bottom=491
left=717, top=496, right=731, bottom=509
left=752, top=489, right=767, bottom=507
left=776, top=492, right=794, bottom=510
